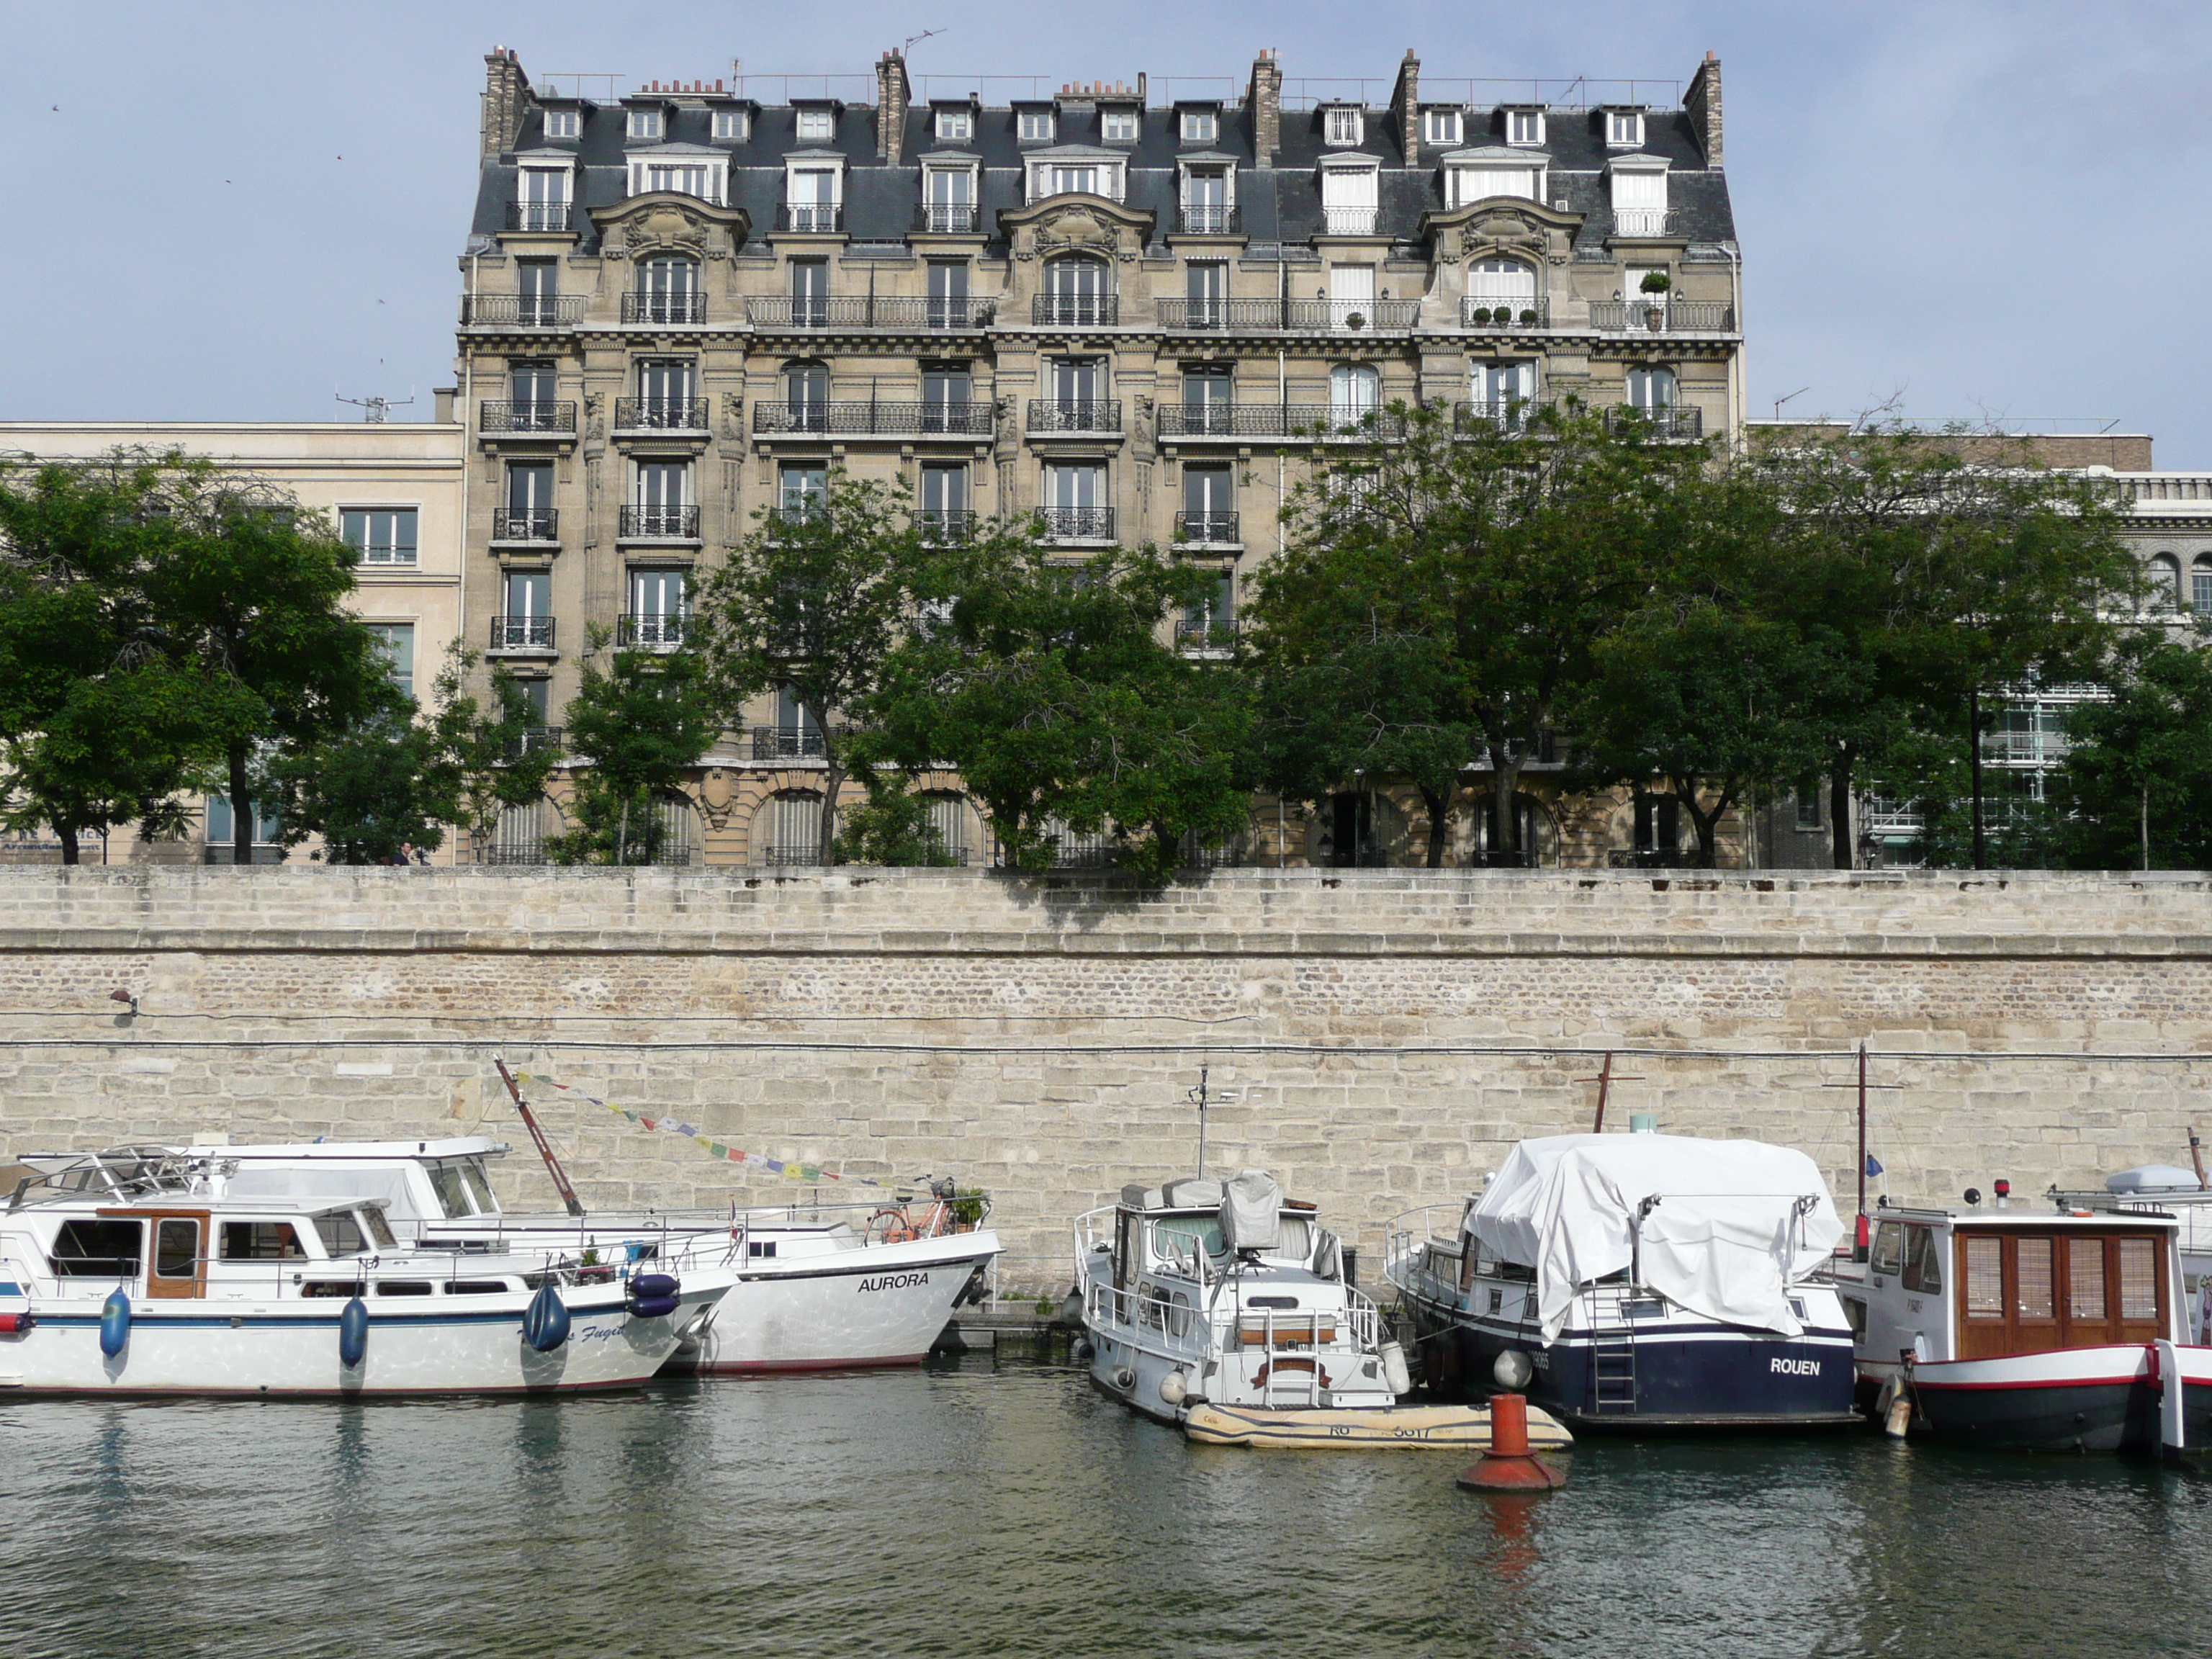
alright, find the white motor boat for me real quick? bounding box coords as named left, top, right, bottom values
left=186, top=1136, right=1003, bottom=1375
left=1074, top=1169, right=1563, bottom=1449
left=0, top=1147, right=732, bottom=1398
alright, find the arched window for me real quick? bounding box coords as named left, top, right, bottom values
left=1328, top=364, right=1381, bottom=432
left=648, top=795, right=699, bottom=867
left=2193, top=555, right=2212, bottom=615
left=763, top=790, right=824, bottom=866
left=1624, top=365, right=1676, bottom=412
left=922, top=791, right=971, bottom=866
left=1041, top=256, right=1112, bottom=326
left=1468, top=257, right=1537, bottom=307
left=1472, top=792, right=1558, bottom=868
left=781, top=360, right=829, bottom=433
left=634, top=256, right=701, bottom=325
left=2149, top=553, right=2182, bottom=611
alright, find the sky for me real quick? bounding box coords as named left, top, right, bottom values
left=3, top=0, right=2208, bottom=463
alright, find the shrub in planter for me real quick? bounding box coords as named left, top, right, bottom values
left=1519, top=307, right=1539, bottom=325
left=1639, top=269, right=1672, bottom=294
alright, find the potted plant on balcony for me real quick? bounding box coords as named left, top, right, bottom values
left=1639, top=269, right=1670, bottom=331
left=1519, top=307, right=1539, bottom=325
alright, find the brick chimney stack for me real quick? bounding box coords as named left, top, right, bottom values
left=480, top=47, right=531, bottom=160
left=1390, top=50, right=1419, bottom=163
left=1686, top=50, right=1723, bottom=168
left=876, top=49, right=911, bottom=163
left=1247, top=48, right=1281, bottom=166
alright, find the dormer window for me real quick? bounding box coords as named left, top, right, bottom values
left=1019, top=107, right=1056, bottom=143
left=796, top=108, right=834, bottom=141
left=629, top=156, right=728, bottom=204
left=1025, top=154, right=1127, bottom=204
left=627, top=108, right=664, bottom=141
left=936, top=107, right=972, bottom=141
left=1606, top=109, right=1644, bottom=148
left=544, top=109, right=580, bottom=140
left=1324, top=105, right=1364, bottom=147
left=1101, top=107, right=1139, bottom=143
left=1607, top=155, right=1671, bottom=235
left=1506, top=108, right=1545, bottom=147
left=1421, top=108, right=1462, bottom=147
left=713, top=109, right=749, bottom=141
left=1181, top=107, right=1218, bottom=143
left=1445, top=149, right=1546, bottom=209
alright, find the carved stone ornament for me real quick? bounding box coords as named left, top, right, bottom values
left=721, top=393, right=746, bottom=441
left=583, top=392, right=606, bottom=444
left=699, top=769, right=736, bottom=829
left=608, top=204, right=716, bottom=264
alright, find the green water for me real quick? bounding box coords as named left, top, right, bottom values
left=2, top=1359, right=2208, bottom=1658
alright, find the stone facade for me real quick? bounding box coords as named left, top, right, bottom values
left=4, top=866, right=2209, bottom=1292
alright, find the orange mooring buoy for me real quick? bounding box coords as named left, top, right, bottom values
left=1458, top=1389, right=1568, bottom=1491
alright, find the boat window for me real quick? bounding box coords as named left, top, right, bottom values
left=1167, top=1292, right=1192, bottom=1339
left=220, top=1221, right=303, bottom=1261
left=1840, top=1296, right=1867, bottom=1340
left=360, top=1206, right=398, bottom=1249
left=2068, top=1240, right=2107, bottom=1321
left=375, top=1280, right=433, bottom=1296
left=1150, top=1215, right=1224, bottom=1268
left=50, top=1219, right=143, bottom=1277
left=1962, top=1235, right=2002, bottom=1317
left=1902, top=1226, right=1945, bottom=1294
left=154, top=1218, right=201, bottom=1280
left=1871, top=1221, right=1903, bottom=1274
left=1246, top=1295, right=1298, bottom=1309
left=1270, top=1218, right=1313, bottom=1261
left=1143, top=1285, right=1172, bottom=1329
left=747, top=1240, right=778, bottom=1259
left=2015, top=1236, right=2054, bottom=1320
left=446, top=1280, right=509, bottom=1295
left=315, top=1213, right=367, bottom=1256
left=302, top=1280, right=357, bottom=1298
left=427, top=1164, right=473, bottom=1218
left=462, top=1160, right=500, bottom=1214
left=2118, top=1238, right=2158, bottom=1320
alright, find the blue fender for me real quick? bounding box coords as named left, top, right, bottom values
left=99, top=1290, right=131, bottom=1358
left=629, top=1294, right=681, bottom=1320
left=629, top=1273, right=680, bottom=1302
left=522, top=1282, right=571, bottom=1352
left=339, top=1296, right=369, bottom=1368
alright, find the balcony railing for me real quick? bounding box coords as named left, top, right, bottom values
left=1154, top=297, right=1419, bottom=333
left=778, top=204, right=844, bottom=233
left=745, top=295, right=997, bottom=330
left=1175, top=616, right=1240, bottom=649
left=462, top=295, right=585, bottom=328
left=618, top=613, right=688, bottom=649
left=491, top=508, right=559, bottom=541
left=505, top=202, right=574, bottom=233
left=1588, top=299, right=1736, bottom=333
left=752, top=726, right=828, bottom=761
left=1174, top=511, right=1241, bottom=544
left=1176, top=204, right=1241, bottom=235
left=753, top=401, right=995, bottom=437
left=1027, top=400, right=1122, bottom=434
left=489, top=616, right=555, bottom=651
left=480, top=400, right=577, bottom=436
left=1033, top=295, right=1120, bottom=326
left=1611, top=209, right=1680, bottom=238
left=1319, top=207, right=1380, bottom=236
left=1039, top=506, right=1115, bottom=541
left=613, top=397, right=709, bottom=432
left=618, top=504, right=702, bottom=539
left=503, top=725, right=563, bottom=760
left=1462, top=295, right=1550, bottom=328
left=1454, top=400, right=1552, bottom=433
left=1605, top=405, right=1704, bottom=441
left=620, top=292, right=708, bottom=325
left=1155, top=403, right=1408, bottom=441
left=915, top=204, right=981, bottom=234
left=918, top=508, right=976, bottom=542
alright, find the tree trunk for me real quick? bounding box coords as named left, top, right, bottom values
left=1491, top=742, right=1525, bottom=868
left=57, top=823, right=81, bottom=866
left=1419, top=783, right=1451, bottom=868
left=1829, top=743, right=1856, bottom=869
left=228, top=745, right=253, bottom=866
left=1673, top=778, right=1727, bottom=869
left=1969, top=685, right=1985, bottom=871
left=817, top=706, right=845, bottom=867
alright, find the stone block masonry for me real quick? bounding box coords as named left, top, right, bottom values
left=3, top=866, right=2210, bottom=1294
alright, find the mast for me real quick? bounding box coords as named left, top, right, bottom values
left=494, top=1056, right=585, bottom=1218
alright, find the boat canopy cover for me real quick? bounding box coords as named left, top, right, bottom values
left=1221, top=1169, right=1283, bottom=1251
left=2108, top=1164, right=2205, bottom=1195
left=1464, top=1134, right=1843, bottom=1341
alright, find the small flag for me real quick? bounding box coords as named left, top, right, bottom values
left=1864, top=1154, right=1884, bottom=1177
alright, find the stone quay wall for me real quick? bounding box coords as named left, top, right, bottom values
left=4, top=865, right=2211, bottom=1294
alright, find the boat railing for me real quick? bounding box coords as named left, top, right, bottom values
left=6, top=1146, right=204, bottom=1210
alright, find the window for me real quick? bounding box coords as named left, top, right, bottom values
left=315, top=1212, right=367, bottom=1257
left=922, top=167, right=976, bottom=233
left=2118, top=1238, right=2159, bottom=1320
left=2194, top=555, right=2212, bottom=614
left=1319, top=161, right=1379, bottom=235
left=786, top=167, right=839, bottom=231
left=221, top=1221, right=303, bottom=1261
left=925, top=793, right=971, bottom=863
left=637, top=358, right=696, bottom=423
left=1870, top=1221, right=1903, bottom=1275
left=1181, top=107, right=1218, bottom=143
left=517, top=258, right=559, bottom=324
left=1182, top=464, right=1234, bottom=544
left=1611, top=163, right=1671, bottom=235
left=1182, top=365, right=1232, bottom=432
left=2149, top=554, right=2182, bottom=611
left=1185, top=260, right=1227, bottom=325
left=1507, top=109, right=1545, bottom=147
left=1050, top=165, right=1100, bottom=196
left=921, top=364, right=972, bottom=431
left=1606, top=109, right=1644, bottom=147
left=1468, top=256, right=1537, bottom=309
left=627, top=108, right=664, bottom=140
left=1422, top=108, right=1462, bottom=147
left=1449, top=160, right=1544, bottom=207
left=517, top=677, right=549, bottom=725
left=2016, top=1236, right=2054, bottom=1320
left=516, top=166, right=570, bottom=230
left=2069, top=1240, right=2107, bottom=1320
left=634, top=161, right=721, bottom=202
left=498, top=570, right=549, bottom=649
left=544, top=109, right=580, bottom=140
left=1962, top=1235, right=2001, bottom=1316
left=1182, top=168, right=1230, bottom=233
left=766, top=791, right=824, bottom=864
left=206, top=795, right=281, bottom=848
left=1047, top=355, right=1104, bottom=418
left=780, top=463, right=828, bottom=521
left=713, top=109, right=748, bottom=140
left=1019, top=107, right=1054, bottom=142
left=1042, top=256, right=1111, bottom=325
left=796, top=108, right=834, bottom=141
left=365, top=622, right=415, bottom=703
left=1045, top=462, right=1107, bottom=536
left=1794, top=783, right=1822, bottom=830
left=1182, top=570, right=1234, bottom=642
left=628, top=567, right=686, bottom=648
left=52, top=1218, right=142, bottom=1276
left=1326, top=262, right=1376, bottom=331
left=1102, top=108, right=1138, bottom=143
left=1633, top=793, right=1681, bottom=855
left=342, top=508, right=417, bottom=566
left=789, top=258, right=828, bottom=325
left=919, top=464, right=968, bottom=539
left=635, top=256, right=700, bottom=323
left=1329, top=362, right=1380, bottom=427
left=1471, top=361, right=1535, bottom=419
left=511, top=361, right=557, bottom=415
left=927, top=260, right=970, bottom=327
left=781, top=361, right=828, bottom=428
left=935, top=107, right=971, bottom=141
left=1904, top=1226, right=1946, bottom=1295
left=1625, top=365, right=1676, bottom=412
left=633, top=460, right=692, bottom=536
left=1324, top=105, right=1363, bottom=147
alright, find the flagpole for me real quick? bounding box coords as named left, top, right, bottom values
left=1856, top=1044, right=1868, bottom=1259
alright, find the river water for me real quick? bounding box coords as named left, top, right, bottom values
left=3, top=1357, right=2208, bottom=1659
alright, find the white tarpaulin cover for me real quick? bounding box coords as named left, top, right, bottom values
left=1464, top=1133, right=1843, bottom=1341
left=1220, top=1169, right=1283, bottom=1251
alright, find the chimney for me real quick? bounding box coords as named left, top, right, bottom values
left=1247, top=48, right=1281, bottom=166
left=1686, top=50, right=1722, bottom=168
left=1390, top=50, right=1419, bottom=163
left=877, top=49, right=911, bottom=163
left=433, top=387, right=457, bottom=424
left=480, top=48, right=531, bottom=160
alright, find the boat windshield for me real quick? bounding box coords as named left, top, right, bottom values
left=461, top=1159, right=499, bottom=1215
left=1151, top=1215, right=1226, bottom=1269
left=361, top=1205, right=397, bottom=1248
left=427, top=1164, right=472, bottom=1218
left=315, top=1207, right=397, bottom=1256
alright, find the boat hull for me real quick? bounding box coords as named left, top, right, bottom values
left=1182, top=1399, right=1571, bottom=1450
left=1906, top=1346, right=2167, bottom=1452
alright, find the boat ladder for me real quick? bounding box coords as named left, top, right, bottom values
left=1586, top=1287, right=1638, bottom=1416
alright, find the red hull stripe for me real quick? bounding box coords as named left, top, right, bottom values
left=1912, top=1375, right=2144, bottom=1393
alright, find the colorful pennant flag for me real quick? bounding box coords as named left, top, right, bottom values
left=512, top=1071, right=884, bottom=1187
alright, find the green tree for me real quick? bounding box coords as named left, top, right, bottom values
left=267, top=697, right=448, bottom=865
left=544, top=628, right=719, bottom=866
left=692, top=475, right=926, bottom=866
left=832, top=779, right=959, bottom=866
left=2049, top=632, right=2212, bottom=868
left=426, top=644, right=561, bottom=863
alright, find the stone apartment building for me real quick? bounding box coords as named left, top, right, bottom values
left=454, top=44, right=1743, bottom=867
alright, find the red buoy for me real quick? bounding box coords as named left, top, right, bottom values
left=1457, top=1393, right=1568, bottom=1491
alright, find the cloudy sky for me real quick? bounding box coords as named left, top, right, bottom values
left=4, top=1, right=2207, bottom=462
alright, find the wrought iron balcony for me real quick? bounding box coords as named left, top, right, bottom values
left=503, top=725, right=563, bottom=760
left=1038, top=505, right=1115, bottom=541
left=618, top=504, right=702, bottom=539
left=1454, top=400, right=1552, bottom=433
left=752, top=401, right=994, bottom=438
left=768, top=503, right=826, bottom=531
left=1610, top=209, right=1680, bottom=238
left=1175, top=615, right=1239, bottom=647
left=751, top=725, right=828, bottom=761
left=1032, top=295, right=1120, bottom=326
left=1176, top=204, right=1241, bottom=235
left=1156, top=402, right=1241, bottom=437
left=1027, top=399, right=1122, bottom=434
left=1461, top=295, right=1550, bottom=328
left=618, top=613, right=688, bottom=649
left=613, top=397, right=709, bottom=432
left=917, top=508, right=975, bottom=543
left=1153, top=297, right=1419, bottom=333
left=778, top=203, right=844, bottom=233
left=1604, top=405, right=1704, bottom=441
left=505, top=202, right=575, bottom=233
left=489, top=616, right=555, bottom=651
left=915, top=204, right=981, bottom=235
left=744, top=295, right=997, bottom=330
left=620, top=292, right=708, bottom=325
left=1588, top=298, right=1736, bottom=333
left=490, top=508, right=559, bottom=542
left=462, top=295, right=585, bottom=328
left=1174, top=511, right=1241, bottom=545
left=1318, top=207, right=1380, bottom=236
left=1154, top=403, right=1408, bottom=441
left=479, top=400, right=577, bottom=436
